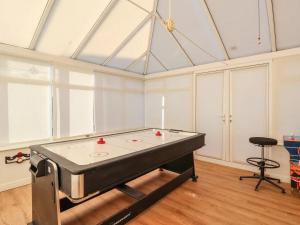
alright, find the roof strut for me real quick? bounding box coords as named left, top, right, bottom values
left=144, top=0, right=159, bottom=74
left=156, top=12, right=195, bottom=66
left=71, top=0, right=119, bottom=59
left=200, top=0, right=229, bottom=60
left=29, top=0, right=56, bottom=49
left=102, top=13, right=152, bottom=66
left=150, top=51, right=168, bottom=71
left=125, top=51, right=147, bottom=70
left=266, top=0, right=277, bottom=51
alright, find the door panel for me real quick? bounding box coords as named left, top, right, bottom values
left=230, top=65, right=268, bottom=164
left=196, top=71, right=225, bottom=159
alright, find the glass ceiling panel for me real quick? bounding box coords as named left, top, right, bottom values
left=107, top=20, right=151, bottom=69
left=36, top=0, right=111, bottom=57
left=130, top=0, right=155, bottom=12
left=147, top=54, right=166, bottom=74
left=273, top=0, right=300, bottom=50
left=127, top=56, right=146, bottom=74
left=205, top=0, right=271, bottom=58
left=157, top=0, right=225, bottom=64
left=151, top=20, right=191, bottom=70
left=0, top=0, right=48, bottom=48
left=78, top=0, right=148, bottom=65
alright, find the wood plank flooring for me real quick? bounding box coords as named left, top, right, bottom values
left=0, top=161, right=299, bottom=225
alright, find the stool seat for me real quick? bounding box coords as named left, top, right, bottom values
left=249, top=137, right=277, bottom=146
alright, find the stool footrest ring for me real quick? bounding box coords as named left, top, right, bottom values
left=246, top=157, right=280, bottom=169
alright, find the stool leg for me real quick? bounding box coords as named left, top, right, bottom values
left=240, top=176, right=260, bottom=180
left=266, top=177, right=281, bottom=183
left=264, top=178, right=286, bottom=193
left=255, top=178, right=263, bottom=191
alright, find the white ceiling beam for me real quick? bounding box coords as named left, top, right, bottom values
left=102, top=13, right=152, bottom=66
left=150, top=51, right=168, bottom=71
left=155, top=12, right=195, bottom=66
left=200, top=0, right=229, bottom=60
left=125, top=51, right=147, bottom=70
left=126, top=0, right=151, bottom=14
left=0, top=43, right=143, bottom=79
left=29, top=0, right=56, bottom=49
left=71, top=0, right=119, bottom=59
left=144, top=0, right=159, bottom=74
left=266, top=0, right=277, bottom=52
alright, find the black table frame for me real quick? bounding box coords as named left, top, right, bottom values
left=28, top=129, right=205, bottom=225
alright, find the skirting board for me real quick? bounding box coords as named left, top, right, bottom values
left=0, top=177, right=31, bottom=192
left=194, top=155, right=290, bottom=183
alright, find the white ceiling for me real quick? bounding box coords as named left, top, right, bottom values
left=0, top=0, right=299, bottom=75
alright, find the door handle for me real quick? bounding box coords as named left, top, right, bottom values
left=229, top=115, right=233, bottom=122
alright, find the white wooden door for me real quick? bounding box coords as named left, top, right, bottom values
left=230, top=65, right=268, bottom=164
left=196, top=71, right=226, bottom=159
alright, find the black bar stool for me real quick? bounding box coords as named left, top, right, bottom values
left=239, top=137, right=286, bottom=193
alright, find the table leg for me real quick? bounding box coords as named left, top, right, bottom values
left=28, top=158, right=61, bottom=225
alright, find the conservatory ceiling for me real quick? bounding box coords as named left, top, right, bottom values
left=0, top=0, right=300, bottom=75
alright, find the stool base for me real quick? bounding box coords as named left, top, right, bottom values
left=240, top=174, right=286, bottom=193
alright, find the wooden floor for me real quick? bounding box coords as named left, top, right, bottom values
left=0, top=161, right=299, bottom=225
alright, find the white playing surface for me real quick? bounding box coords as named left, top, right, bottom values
left=42, top=129, right=197, bottom=165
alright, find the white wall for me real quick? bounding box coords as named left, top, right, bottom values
left=269, top=54, right=300, bottom=178
left=145, top=54, right=300, bottom=182
left=1, top=50, right=300, bottom=192
left=0, top=148, right=31, bottom=191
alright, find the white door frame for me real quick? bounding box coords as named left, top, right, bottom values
left=193, top=61, right=272, bottom=164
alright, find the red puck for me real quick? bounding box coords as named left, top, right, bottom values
left=155, top=131, right=162, bottom=136
left=17, top=152, right=23, bottom=158
left=97, top=137, right=106, bottom=144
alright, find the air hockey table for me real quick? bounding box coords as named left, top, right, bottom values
left=28, top=129, right=205, bottom=225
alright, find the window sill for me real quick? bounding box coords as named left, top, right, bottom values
left=0, top=127, right=146, bottom=152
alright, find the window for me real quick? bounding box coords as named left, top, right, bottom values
left=0, top=57, right=52, bottom=145
left=94, top=73, right=144, bottom=133
left=54, top=69, right=95, bottom=137
left=0, top=56, right=145, bottom=147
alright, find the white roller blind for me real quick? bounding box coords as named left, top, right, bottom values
left=0, top=57, right=52, bottom=145
left=0, top=56, right=145, bottom=147
left=145, top=75, right=193, bottom=131
left=54, top=68, right=95, bottom=137
left=94, top=73, right=144, bottom=133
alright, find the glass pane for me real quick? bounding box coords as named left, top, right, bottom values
left=36, top=0, right=111, bottom=56
left=7, top=83, right=51, bottom=143
left=131, top=0, right=154, bottom=11
left=124, top=93, right=144, bottom=129
left=78, top=0, right=148, bottom=64
left=69, top=89, right=94, bottom=136
left=0, top=0, right=48, bottom=47
left=205, top=0, right=271, bottom=58
left=107, top=20, right=151, bottom=69
left=102, top=90, right=124, bottom=132
left=145, top=92, right=164, bottom=128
